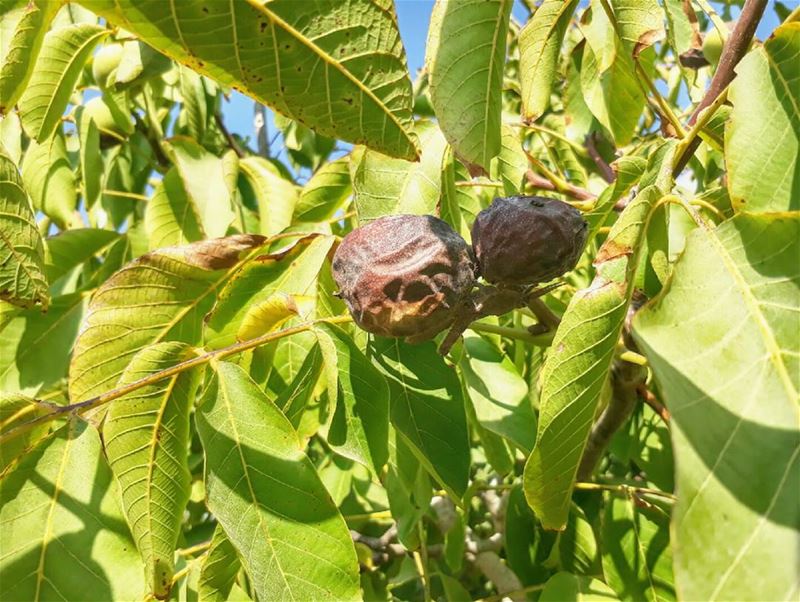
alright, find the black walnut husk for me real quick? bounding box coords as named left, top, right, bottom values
left=472, top=196, right=588, bottom=286
left=332, top=215, right=475, bottom=342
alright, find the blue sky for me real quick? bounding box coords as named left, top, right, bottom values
left=219, top=0, right=785, bottom=159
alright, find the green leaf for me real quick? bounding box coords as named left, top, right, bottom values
left=314, top=323, right=390, bottom=474
left=459, top=332, right=536, bottom=454
left=165, top=137, right=237, bottom=238
left=295, top=156, right=352, bottom=223
left=0, top=419, right=144, bottom=601
left=726, top=22, right=800, bottom=212
left=205, top=235, right=333, bottom=348
left=371, top=338, right=470, bottom=498
left=20, top=127, right=78, bottom=229
left=605, top=0, right=664, bottom=55
left=76, top=104, right=102, bottom=208
left=0, top=0, right=61, bottom=114
left=602, top=494, right=674, bottom=601
left=492, top=124, right=528, bottom=197
left=103, top=342, right=200, bottom=599
left=559, top=505, right=602, bottom=576
left=0, top=392, right=50, bottom=475
left=78, top=0, right=419, bottom=160
left=519, top=0, right=579, bottom=122
left=68, top=234, right=264, bottom=402
left=18, top=23, right=108, bottom=141
left=426, top=0, right=511, bottom=173
left=524, top=185, right=662, bottom=530
left=239, top=156, right=297, bottom=237
left=584, top=155, right=647, bottom=241
left=44, top=227, right=119, bottom=282
left=145, top=168, right=205, bottom=249
left=579, top=1, right=646, bottom=146
left=505, top=485, right=556, bottom=586
left=0, top=148, right=48, bottom=308
left=196, top=361, right=360, bottom=602
left=238, top=292, right=310, bottom=341
left=198, top=525, right=242, bottom=602
left=633, top=212, right=800, bottom=601
left=0, top=292, right=85, bottom=395
left=540, top=572, right=619, bottom=601
left=351, top=120, right=448, bottom=222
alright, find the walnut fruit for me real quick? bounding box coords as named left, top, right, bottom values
left=332, top=215, right=475, bottom=342
left=471, top=196, right=588, bottom=286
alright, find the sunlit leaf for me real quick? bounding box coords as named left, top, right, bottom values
left=18, top=23, right=108, bottom=141
left=145, top=168, right=205, bottom=249
left=104, top=342, right=200, bottom=599
left=198, top=525, right=242, bottom=602
left=69, top=234, right=264, bottom=402
left=426, top=0, right=511, bottom=173
left=205, top=235, right=332, bottom=348
left=726, top=22, right=800, bottom=212
left=78, top=0, right=419, bottom=160
left=634, top=212, right=800, bottom=601
left=539, top=572, right=619, bottom=601
left=352, top=120, right=447, bottom=222
left=0, top=419, right=144, bottom=601
left=196, top=361, right=360, bottom=602
left=0, top=149, right=48, bottom=308
left=20, top=127, right=78, bottom=229
left=0, top=0, right=61, bottom=114
left=239, top=156, right=297, bottom=237
left=295, top=156, right=352, bottom=223
left=524, top=185, right=663, bottom=530
left=165, top=137, right=237, bottom=238
left=43, top=227, right=119, bottom=282
left=0, top=392, right=50, bottom=475
left=459, top=332, right=536, bottom=454
left=519, top=0, right=579, bottom=122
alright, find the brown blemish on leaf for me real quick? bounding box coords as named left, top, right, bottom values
left=183, top=234, right=266, bottom=270
left=633, top=28, right=664, bottom=58
left=594, top=238, right=632, bottom=265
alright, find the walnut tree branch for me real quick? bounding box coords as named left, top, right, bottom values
left=672, top=0, right=768, bottom=175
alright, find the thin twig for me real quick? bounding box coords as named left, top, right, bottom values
left=574, top=481, right=676, bottom=501
left=103, top=189, right=150, bottom=202
left=527, top=296, right=561, bottom=331
left=215, top=112, right=245, bottom=158
left=639, top=385, right=671, bottom=423
left=0, top=316, right=352, bottom=447
left=468, top=321, right=555, bottom=346
left=415, top=522, right=432, bottom=602
left=525, top=170, right=595, bottom=202
left=673, top=0, right=768, bottom=174
left=585, top=133, right=615, bottom=183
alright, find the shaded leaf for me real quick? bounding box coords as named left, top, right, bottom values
left=43, top=227, right=119, bottom=282
left=196, top=361, right=360, bottom=602
left=459, top=332, right=536, bottom=454
left=0, top=292, right=85, bottom=395
left=602, top=494, right=674, bottom=601
left=371, top=338, right=470, bottom=498
left=633, top=212, right=800, bottom=601
left=78, top=0, right=419, bottom=160
left=0, top=392, right=50, bottom=475
left=314, top=323, right=390, bottom=474
left=540, top=572, right=619, bottom=601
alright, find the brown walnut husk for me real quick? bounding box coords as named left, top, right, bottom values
left=472, top=196, right=588, bottom=286
left=332, top=215, right=475, bottom=342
